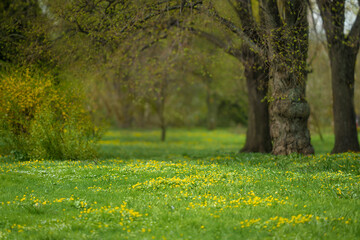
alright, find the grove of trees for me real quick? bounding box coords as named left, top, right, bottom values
left=1, top=0, right=360, bottom=157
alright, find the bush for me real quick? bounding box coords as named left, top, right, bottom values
left=0, top=67, right=100, bottom=160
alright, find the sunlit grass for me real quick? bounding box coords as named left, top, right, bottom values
left=0, top=129, right=359, bottom=239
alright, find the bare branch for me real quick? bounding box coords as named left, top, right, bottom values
left=207, top=6, right=263, bottom=55
left=187, top=27, right=242, bottom=59
left=259, top=0, right=282, bottom=28
left=348, top=11, right=360, bottom=47
left=119, top=1, right=203, bottom=34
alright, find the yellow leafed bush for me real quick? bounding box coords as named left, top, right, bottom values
left=0, top=67, right=99, bottom=160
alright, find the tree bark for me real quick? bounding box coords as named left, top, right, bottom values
left=240, top=63, right=272, bottom=153
left=329, top=44, right=360, bottom=153
left=269, top=71, right=314, bottom=155
left=266, top=1, right=314, bottom=155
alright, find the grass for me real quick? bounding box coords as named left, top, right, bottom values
left=0, top=129, right=359, bottom=239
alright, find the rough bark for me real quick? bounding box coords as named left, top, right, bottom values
left=266, top=0, right=314, bottom=155
left=329, top=45, right=360, bottom=153
left=240, top=61, right=272, bottom=153
left=269, top=72, right=314, bottom=155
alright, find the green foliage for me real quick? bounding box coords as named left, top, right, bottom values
left=0, top=67, right=100, bottom=160
left=0, top=0, right=53, bottom=67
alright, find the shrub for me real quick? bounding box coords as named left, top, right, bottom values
left=0, top=67, right=100, bottom=160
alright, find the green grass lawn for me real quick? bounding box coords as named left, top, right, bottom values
left=0, top=129, right=359, bottom=239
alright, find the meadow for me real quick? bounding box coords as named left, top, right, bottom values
left=0, top=129, right=359, bottom=239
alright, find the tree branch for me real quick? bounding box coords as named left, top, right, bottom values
left=348, top=11, right=360, bottom=46
left=316, top=0, right=336, bottom=44
left=259, top=0, right=282, bottom=29
left=185, top=26, right=267, bottom=65
left=206, top=6, right=263, bottom=55
left=227, top=0, right=261, bottom=43
left=119, top=1, right=203, bottom=34
left=140, top=34, right=168, bottom=52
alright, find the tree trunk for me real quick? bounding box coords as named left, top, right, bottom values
left=159, top=99, right=166, bottom=142
left=161, top=124, right=166, bottom=142
left=158, top=101, right=166, bottom=142
left=265, top=1, right=314, bottom=155
left=240, top=65, right=272, bottom=153
left=157, top=81, right=167, bottom=142
left=206, top=84, right=217, bottom=130
left=329, top=45, right=360, bottom=153
left=269, top=70, right=314, bottom=155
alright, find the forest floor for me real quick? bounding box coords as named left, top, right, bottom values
left=0, top=129, right=359, bottom=239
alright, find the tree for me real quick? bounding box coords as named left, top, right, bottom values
left=0, top=0, right=53, bottom=68
left=184, top=1, right=272, bottom=152
left=52, top=0, right=314, bottom=154
left=189, top=49, right=219, bottom=130
left=197, top=0, right=313, bottom=154
left=225, top=1, right=272, bottom=153
left=135, top=35, right=189, bottom=141
left=48, top=0, right=200, bottom=139
left=185, top=40, right=248, bottom=130
left=315, top=0, right=360, bottom=153
left=264, top=0, right=314, bottom=155
left=240, top=47, right=271, bottom=153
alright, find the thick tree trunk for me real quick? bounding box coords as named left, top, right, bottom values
left=269, top=70, right=314, bottom=155
left=240, top=66, right=272, bottom=153
left=329, top=45, right=360, bottom=153
left=265, top=1, right=314, bottom=155
left=315, top=0, right=360, bottom=153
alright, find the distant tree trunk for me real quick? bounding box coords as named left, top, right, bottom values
left=161, top=124, right=166, bottom=142
left=329, top=44, right=360, bottom=153
left=310, top=110, right=324, bottom=142
left=240, top=58, right=272, bottom=153
left=205, top=79, right=217, bottom=130
left=159, top=101, right=166, bottom=141
left=157, top=80, right=167, bottom=142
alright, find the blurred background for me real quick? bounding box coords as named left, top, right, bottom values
left=1, top=0, right=359, bottom=142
